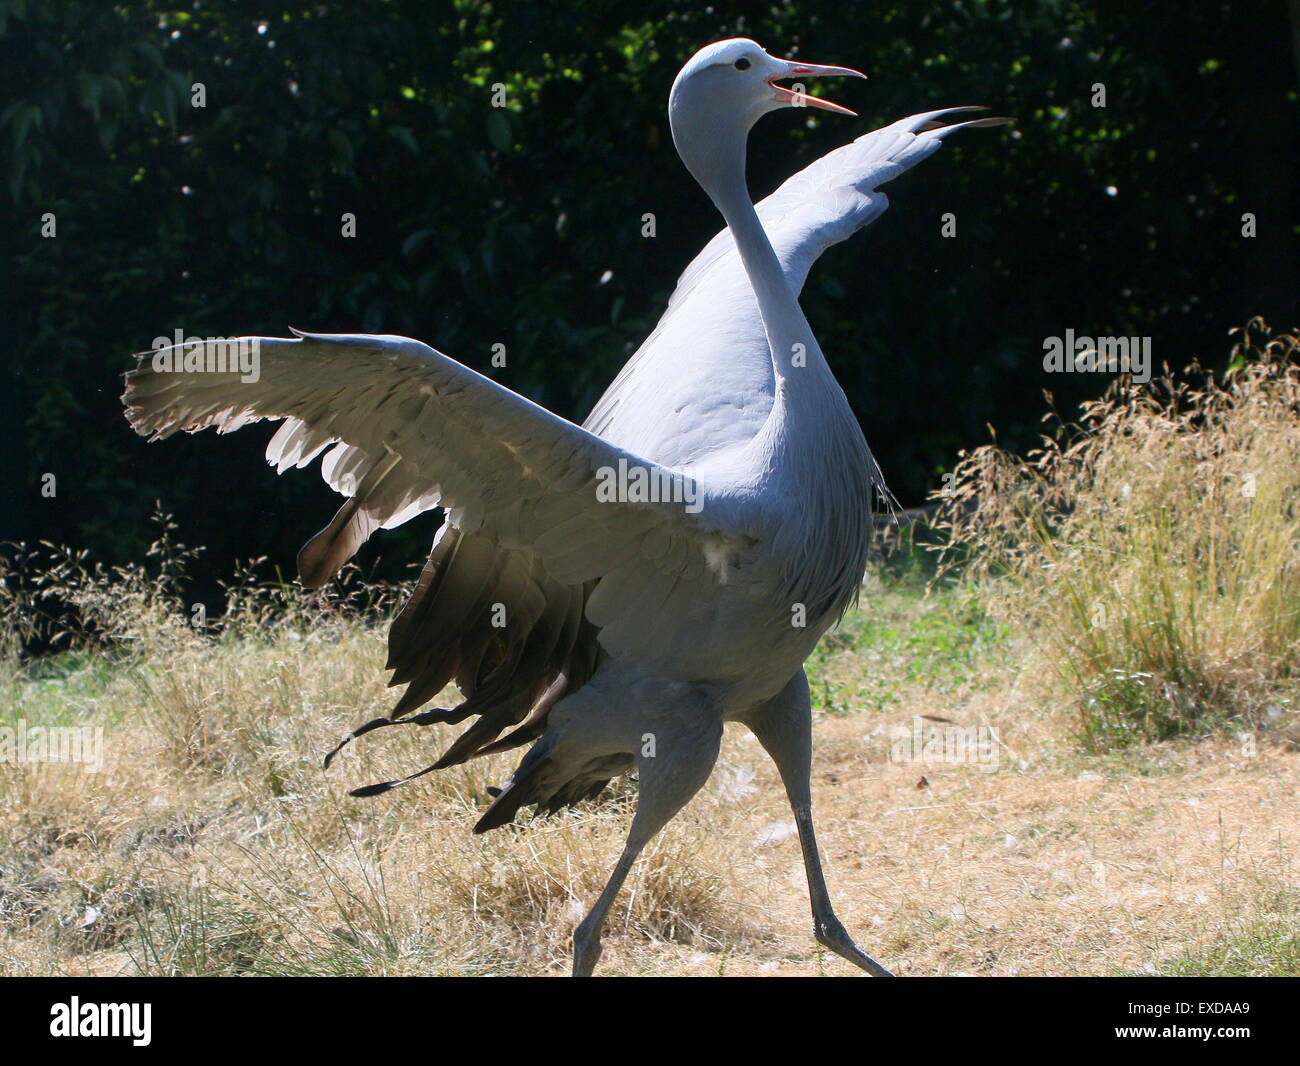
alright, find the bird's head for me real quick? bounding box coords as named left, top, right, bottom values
left=669, top=38, right=864, bottom=194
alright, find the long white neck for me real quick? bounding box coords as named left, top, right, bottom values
left=683, top=116, right=878, bottom=623
left=704, top=142, right=826, bottom=389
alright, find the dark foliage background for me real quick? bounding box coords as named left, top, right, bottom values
left=2, top=0, right=1296, bottom=598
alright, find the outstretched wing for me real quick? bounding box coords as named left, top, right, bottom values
left=125, top=331, right=741, bottom=580
left=124, top=330, right=766, bottom=769
left=585, top=108, right=1008, bottom=467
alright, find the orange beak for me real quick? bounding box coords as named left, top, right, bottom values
left=768, top=59, right=866, bottom=115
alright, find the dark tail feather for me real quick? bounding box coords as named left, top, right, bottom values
left=346, top=756, right=442, bottom=798
left=473, top=735, right=556, bottom=834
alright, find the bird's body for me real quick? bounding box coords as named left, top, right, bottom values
left=122, top=37, right=1004, bottom=975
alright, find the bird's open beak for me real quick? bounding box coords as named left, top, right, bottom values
left=768, top=59, right=866, bottom=115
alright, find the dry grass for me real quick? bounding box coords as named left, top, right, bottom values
left=1, top=327, right=1297, bottom=976
left=3, top=543, right=1296, bottom=976
left=936, top=320, right=1300, bottom=752
left=0, top=531, right=760, bottom=975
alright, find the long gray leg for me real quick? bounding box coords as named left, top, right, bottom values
left=572, top=714, right=723, bottom=977
left=743, top=670, right=895, bottom=977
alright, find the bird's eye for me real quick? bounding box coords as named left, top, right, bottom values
left=734, top=57, right=751, bottom=71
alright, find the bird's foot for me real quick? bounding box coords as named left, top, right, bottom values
left=815, top=917, right=896, bottom=977
left=572, top=922, right=604, bottom=977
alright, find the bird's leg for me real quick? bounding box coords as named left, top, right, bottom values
left=572, top=713, right=723, bottom=976
left=744, top=671, right=896, bottom=977
left=571, top=826, right=648, bottom=977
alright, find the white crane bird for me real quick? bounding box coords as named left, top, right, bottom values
left=123, top=38, right=1005, bottom=977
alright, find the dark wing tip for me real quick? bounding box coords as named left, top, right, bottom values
left=472, top=805, right=515, bottom=834
left=348, top=780, right=398, bottom=798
